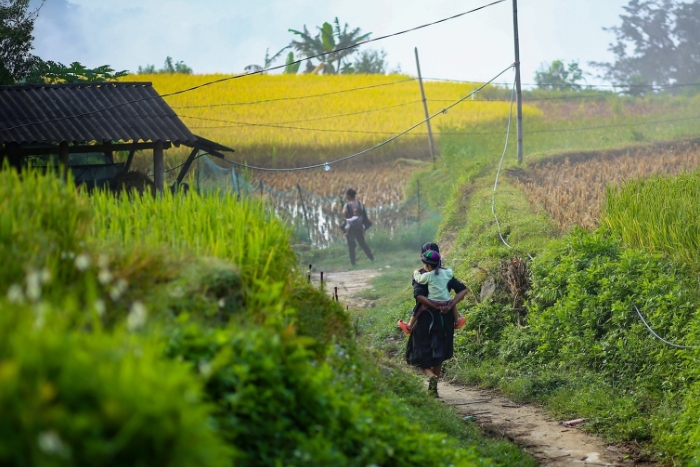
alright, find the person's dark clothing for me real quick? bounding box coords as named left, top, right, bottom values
left=344, top=200, right=374, bottom=265
left=405, top=271, right=467, bottom=369
left=346, top=228, right=374, bottom=265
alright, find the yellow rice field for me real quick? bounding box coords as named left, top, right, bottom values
left=134, top=74, right=541, bottom=167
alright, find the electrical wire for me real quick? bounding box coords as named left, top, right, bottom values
left=633, top=305, right=697, bottom=350
left=172, top=79, right=417, bottom=109
left=216, top=64, right=514, bottom=172
left=426, top=76, right=700, bottom=90
left=0, top=0, right=505, bottom=134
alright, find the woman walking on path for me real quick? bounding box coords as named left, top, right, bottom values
left=402, top=242, right=468, bottom=398
left=342, top=188, right=374, bottom=266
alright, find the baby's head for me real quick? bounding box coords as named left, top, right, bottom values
left=420, top=250, right=441, bottom=274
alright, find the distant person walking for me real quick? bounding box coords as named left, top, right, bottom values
left=343, top=188, right=374, bottom=266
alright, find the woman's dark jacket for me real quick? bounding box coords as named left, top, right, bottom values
left=405, top=271, right=467, bottom=368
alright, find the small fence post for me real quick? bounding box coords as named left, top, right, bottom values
left=320, top=271, right=324, bottom=289
left=296, top=183, right=312, bottom=242
left=307, top=264, right=312, bottom=283
left=259, top=180, right=264, bottom=197
left=334, top=287, right=339, bottom=302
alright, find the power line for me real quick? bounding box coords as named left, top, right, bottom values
left=0, top=0, right=506, bottom=134
left=426, top=76, right=700, bottom=90
left=216, top=64, right=515, bottom=172
left=172, top=79, right=417, bottom=109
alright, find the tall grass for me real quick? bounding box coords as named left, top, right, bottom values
left=603, top=170, right=700, bottom=264
left=90, top=189, right=296, bottom=285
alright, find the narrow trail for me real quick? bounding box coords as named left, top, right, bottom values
left=321, top=267, right=657, bottom=467
left=440, top=384, right=653, bottom=467
left=310, top=268, right=385, bottom=309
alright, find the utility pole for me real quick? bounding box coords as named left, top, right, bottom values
left=512, top=0, right=524, bottom=164
left=414, top=47, right=436, bottom=163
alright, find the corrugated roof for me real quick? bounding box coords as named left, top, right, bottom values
left=0, top=82, right=196, bottom=145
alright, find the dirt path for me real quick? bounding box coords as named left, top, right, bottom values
left=309, top=268, right=386, bottom=309
left=439, top=384, right=653, bottom=467
left=326, top=267, right=656, bottom=467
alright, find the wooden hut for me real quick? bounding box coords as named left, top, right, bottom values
left=0, top=82, right=233, bottom=191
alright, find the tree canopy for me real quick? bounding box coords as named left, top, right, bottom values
left=0, top=0, right=41, bottom=84
left=591, top=0, right=700, bottom=92
left=534, top=60, right=587, bottom=91
left=1, top=0, right=126, bottom=85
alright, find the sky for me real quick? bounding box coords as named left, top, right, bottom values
left=30, top=0, right=633, bottom=86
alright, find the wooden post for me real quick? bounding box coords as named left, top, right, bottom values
left=176, top=147, right=199, bottom=186
left=58, top=141, right=69, bottom=175
left=320, top=271, right=324, bottom=289
left=307, top=264, right=312, bottom=283
left=414, top=47, right=436, bottom=163
left=512, top=0, right=524, bottom=165
left=153, top=140, right=164, bottom=195
left=124, top=149, right=136, bottom=171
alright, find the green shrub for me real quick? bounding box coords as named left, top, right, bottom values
left=0, top=302, right=230, bottom=467
left=522, top=229, right=697, bottom=389
left=167, top=321, right=487, bottom=467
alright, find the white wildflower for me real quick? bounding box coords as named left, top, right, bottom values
left=169, top=286, right=184, bottom=299
left=37, top=431, right=70, bottom=457
left=25, top=270, right=42, bottom=302
left=33, top=303, right=49, bottom=330
left=40, top=268, right=52, bottom=284
left=218, top=298, right=226, bottom=309
left=94, top=299, right=106, bottom=317
left=97, top=269, right=113, bottom=286
left=74, top=253, right=91, bottom=271
left=198, top=360, right=212, bottom=378
left=127, top=301, right=147, bottom=331
left=109, top=278, right=128, bottom=301
left=7, top=284, right=25, bottom=304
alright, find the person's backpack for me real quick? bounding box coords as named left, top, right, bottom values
left=359, top=201, right=373, bottom=230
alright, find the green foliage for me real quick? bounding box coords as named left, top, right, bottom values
left=167, top=320, right=488, bottom=467
left=522, top=229, right=697, bottom=386
left=137, top=56, right=192, bottom=75
left=0, top=168, right=91, bottom=293
left=604, top=170, right=700, bottom=265
left=534, top=60, right=587, bottom=91
left=0, top=0, right=41, bottom=84
left=0, top=303, right=230, bottom=467
left=288, top=17, right=371, bottom=74
left=27, top=61, right=129, bottom=84
left=343, top=49, right=388, bottom=75
left=284, top=51, right=301, bottom=74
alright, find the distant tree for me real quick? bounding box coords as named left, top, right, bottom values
left=137, top=56, right=192, bottom=74
left=534, top=60, right=586, bottom=90
left=342, top=49, right=388, bottom=74
left=288, top=18, right=370, bottom=74
left=1, top=0, right=126, bottom=84
left=0, top=0, right=42, bottom=84
left=591, top=0, right=700, bottom=94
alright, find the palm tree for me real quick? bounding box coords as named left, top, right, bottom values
left=288, top=18, right=370, bottom=74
